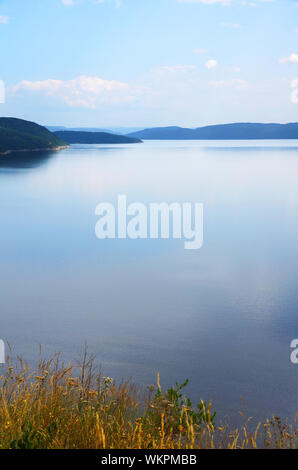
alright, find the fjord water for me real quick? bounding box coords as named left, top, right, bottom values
left=0, top=141, right=297, bottom=422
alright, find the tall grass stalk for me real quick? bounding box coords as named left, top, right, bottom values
left=0, top=353, right=296, bottom=449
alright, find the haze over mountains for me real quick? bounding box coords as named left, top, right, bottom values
left=2, top=119, right=298, bottom=156
left=48, top=122, right=298, bottom=140
left=0, top=118, right=142, bottom=155
left=47, top=126, right=143, bottom=135
left=127, top=123, right=298, bottom=140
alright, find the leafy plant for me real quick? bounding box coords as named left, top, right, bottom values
left=142, top=376, right=216, bottom=444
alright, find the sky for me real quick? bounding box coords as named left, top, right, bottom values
left=0, top=0, right=298, bottom=127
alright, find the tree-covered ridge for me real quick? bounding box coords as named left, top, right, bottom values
left=54, top=130, right=142, bottom=144
left=127, top=122, right=298, bottom=140
left=0, top=117, right=67, bottom=154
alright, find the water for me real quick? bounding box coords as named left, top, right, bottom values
left=0, top=140, right=297, bottom=423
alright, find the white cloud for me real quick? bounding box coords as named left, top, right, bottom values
left=205, top=59, right=217, bottom=69
left=0, top=15, right=9, bottom=24
left=280, top=54, right=298, bottom=64
left=10, top=75, right=145, bottom=109
left=62, top=0, right=73, bottom=5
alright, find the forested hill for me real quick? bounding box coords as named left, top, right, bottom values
left=127, top=123, right=298, bottom=140
left=0, top=117, right=67, bottom=154
left=54, top=130, right=142, bottom=144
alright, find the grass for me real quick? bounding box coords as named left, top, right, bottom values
left=0, top=351, right=296, bottom=449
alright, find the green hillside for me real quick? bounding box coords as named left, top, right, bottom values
left=0, top=117, right=68, bottom=154
left=54, top=130, right=142, bottom=144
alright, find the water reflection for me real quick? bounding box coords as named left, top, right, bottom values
left=0, top=150, right=57, bottom=170
left=0, top=141, right=297, bottom=424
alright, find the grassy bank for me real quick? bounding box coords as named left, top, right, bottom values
left=0, top=353, right=296, bottom=449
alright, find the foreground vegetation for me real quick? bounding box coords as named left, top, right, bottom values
left=0, top=353, right=296, bottom=449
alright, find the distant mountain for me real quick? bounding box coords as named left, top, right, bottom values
left=54, top=130, right=142, bottom=144
left=104, top=127, right=145, bottom=135
left=47, top=126, right=144, bottom=135
left=127, top=126, right=194, bottom=140
left=48, top=126, right=112, bottom=133
left=47, top=126, right=69, bottom=132
left=127, top=123, right=298, bottom=140
left=0, top=117, right=68, bottom=154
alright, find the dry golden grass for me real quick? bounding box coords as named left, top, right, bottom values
left=0, top=352, right=296, bottom=449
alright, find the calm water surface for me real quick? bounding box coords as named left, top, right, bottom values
left=0, top=140, right=297, bottom=423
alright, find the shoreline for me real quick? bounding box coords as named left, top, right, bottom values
left=0, top=145, right=69, bottom=156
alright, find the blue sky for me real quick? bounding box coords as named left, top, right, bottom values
left=0, top=0, right=298, bottom=127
